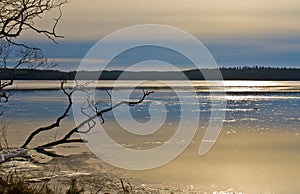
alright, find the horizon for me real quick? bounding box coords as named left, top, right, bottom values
left=17, top=0, right=300, bottom=71
left=2, top=65, right=300, bottom=73
left=25, top=39, right=300, bottom=71
left=2, top=66, right=300, bottom=81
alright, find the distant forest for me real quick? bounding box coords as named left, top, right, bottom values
left=0, top=67, right=300, bottom=80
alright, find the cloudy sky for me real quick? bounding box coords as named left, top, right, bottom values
left=22, top=0, right=300, bottom=70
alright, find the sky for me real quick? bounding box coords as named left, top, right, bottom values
left=21, top=0, right=300, bottom=71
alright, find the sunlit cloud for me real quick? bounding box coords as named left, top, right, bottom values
left=20, top=0, right=300, bottom=40
left=45, top=58, right=109, bottom=71
left=18, top=0, right=300, bottom=68
left=47, top=58, right=107, bottom=64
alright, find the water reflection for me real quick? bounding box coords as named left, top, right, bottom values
left=7, top=80, right=300, bottom=92
left=3, top=81, right=300, bottom=133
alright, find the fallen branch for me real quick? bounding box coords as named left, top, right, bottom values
left=34, top=90, right=154, bottom=154
left=21, top=81, right=76, bottom=148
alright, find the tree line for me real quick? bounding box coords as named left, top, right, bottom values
left=0, top=67, right=299, bottom=80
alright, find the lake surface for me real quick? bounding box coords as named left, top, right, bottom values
left=2, top=80, right=300, bottom=193
left=4, top=80, right=300, bottom=131
left=7, top=80, right=300, bottom=92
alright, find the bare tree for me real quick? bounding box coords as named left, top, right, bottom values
left=0, top=0, right=66, bottom=103
left=0, top=0, right=65, bottom=154
left=0, top=0, right=65, bottom=42
left=0, top=0, right=154, bottom=162
left=20, top=80, right=153, bottom=156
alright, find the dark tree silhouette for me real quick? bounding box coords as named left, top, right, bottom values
left=0, top=0, right=66, bottom=156
left=0, top=0, right=65, bottom=42
left=20, top=81, right=154, bottom=156
left=0, top=0, right=66, bottom=152
left=0, top=0, right=66, bottom=104
left=0, top=0, right=153, bottom=161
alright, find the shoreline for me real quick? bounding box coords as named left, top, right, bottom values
left=4, top=80, right=300, bottom=93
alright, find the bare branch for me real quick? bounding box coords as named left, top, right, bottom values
left=21, top=81, right=74, bottom=148
left=33, top=90, right=154, bottom=152
left=6, top=37, right=41, bottom=51
left=35, top=138, right=86, bottom=153
left=0, top=0, right=69, bottom=154
left=0, top=0, right=67, bottom=101
left=105, top=89, right=112, bottom=100
left=0, top=0, right=66, bottom=44
left=120, top=179, right=130, bottom=194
